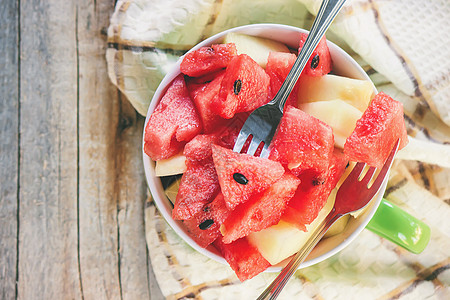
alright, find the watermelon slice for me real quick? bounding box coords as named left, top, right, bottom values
left=213, top=237, right=271, bottom=281
left=282, top=149, right=348, bottom=229
left=344, top=92, right=408, bottom=168
left=211, top=144, right=285, bottom=210
left=188, top=71, right=227, bottom=133
left=172, top=160, right=220, bottom=220
left=181, top=193, right=230, bottom=248
left=269, top=105, right=334, bottom=175
left=144, top=75, right=202, bottom=161
left=180, top=43, right=237, bottom=77
left=266, top=51, right=299, bottom=108
left=221, top=172, right=301, bottom=244
left=298, top=33, right=332, bottom=77
left=212, top=54, right=270, bottom=119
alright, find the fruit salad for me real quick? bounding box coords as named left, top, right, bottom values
left=144, top=32, right=408, bottom=281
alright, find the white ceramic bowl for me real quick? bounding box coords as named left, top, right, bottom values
left=143, top=24, right=382, bottom=271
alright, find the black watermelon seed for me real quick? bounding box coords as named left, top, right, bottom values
left=311, top=54, right=320, bottom=69
left=199, top=219, right=214, bottom=230
left=233, top=79, right=242, bottom=95
left=233, top=172, right=248, bottom=185
left=312, top=177, right=325, bottom=186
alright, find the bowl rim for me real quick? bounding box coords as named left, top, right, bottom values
left=142, top=23, right=383, bottom=272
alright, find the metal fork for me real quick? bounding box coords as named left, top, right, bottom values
left=233, top=0, right=346, bottom=157
left=257, top=139, right=400, bottom=300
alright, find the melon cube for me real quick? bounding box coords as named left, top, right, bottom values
left=154, top=152, right=187, bottom=177
left=297, top=74, right=375, bottom=112
left=223, top=32, right=290, bottom=68
left=300, top=99, right=363, bottom=149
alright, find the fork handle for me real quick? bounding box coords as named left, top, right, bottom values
left=270, top=0, right=347, bottom=111
left=257, top=212, right=342, bottom=300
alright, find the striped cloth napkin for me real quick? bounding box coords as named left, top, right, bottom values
left=107, top=0, right=450, bottom=298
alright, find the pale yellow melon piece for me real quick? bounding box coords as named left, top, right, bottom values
left=297, top=74, right=375, bottom=112
left=247, top=189, right=336, bottom=266
left=300, top=99, right=363, bottom=149
left=155, top=152, right=187, bottom=177
left=164, top=178, right=182, bottom=205
left=323, top=214, right=350, bottom=238
left=223, top=32, right=290, bottom=68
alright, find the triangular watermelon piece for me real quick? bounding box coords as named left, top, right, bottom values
left=221, top=172, right=301, bottom=244
left=212, top=54, right=270, bottom=119
left=269, top=105, right=334, bottom=176
left=211, top=144, right=285, bottom=210
left=344, top=92, right=408, bottom=168
left=213, top=237, right=271, bottom=281
left=298, top=33, right=332, bottom=77
left=282, top=149, right=348, bottom=230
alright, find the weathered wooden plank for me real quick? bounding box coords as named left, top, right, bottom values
left=17, top=0, right=82, bottom=299
left=76, top=0, right=152, bottom=299
left=0, top=2, right=19, bottom=299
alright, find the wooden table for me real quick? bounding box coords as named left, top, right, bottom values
left=1, top=1, right=164, bottom=299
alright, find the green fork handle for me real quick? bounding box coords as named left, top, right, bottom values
left=367, top=199, right=431, bottom=254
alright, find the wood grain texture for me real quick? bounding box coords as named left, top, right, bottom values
left=18, top=0, right=82, bottom=298
left=0, top=0, right=164, bottom=299
left=0, top=1, right=19, bottom=299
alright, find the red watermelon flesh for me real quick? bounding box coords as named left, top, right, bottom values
left=185, top=78, right=207, bottom=101
left=190, top=71, right=227, bottom=133
left=212, top=54, right=270, bottom=119
left=282, top=149, right=348, bottom=230
left=221, top=172, right=301, bottom=244
left=213, top=237, right=271, bottom=281
left=266, top=51, right=299, bottom=108
left=211, top=112, right=249, bottom=149
left=183, top=134, right=217, bottom=162
left=298, top=33, right=332, bottom=77
left=269, top=105, right=334, bottom=176
left=144, top=74, right=202, bottom=161
left=186, top=69, right=228, bottom=85
left=182, top=112, right=248, bottom=162
left=180, top=43, right=237, bottom=77
left=211, top=144, right=285, bottom=210
left=181, top=193, right=230, bottom=248
left=172, top=160, right=220, bottom=220
left=344, top=92, right=408, bottom=168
